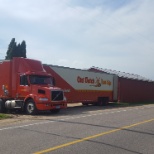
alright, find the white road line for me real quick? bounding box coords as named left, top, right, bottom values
left=0, top=105, right=154, bottom=131
left=0, top=121, right=55, bottom=131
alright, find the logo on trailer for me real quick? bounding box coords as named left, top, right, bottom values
left=77, top=76, right=111, bottom=87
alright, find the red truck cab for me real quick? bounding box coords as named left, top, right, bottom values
left=0, top=57, right=66, bottom=114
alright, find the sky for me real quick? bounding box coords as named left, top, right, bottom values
left=0, top=0, right=154, bottom=80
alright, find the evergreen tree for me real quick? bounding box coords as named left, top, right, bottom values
left=13, top=43, right=21, bottom=57
left=5, top=38, right=16, bottom=60
left=20, top=40, right=27, bottom=58
left=5, top=38, right=27, bottom=59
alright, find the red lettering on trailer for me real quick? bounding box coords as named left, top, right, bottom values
left=107, top=80, right=111, bottom=86
left=77, top=76, right=84, bottom=83
left=85, top=77, right=94, bottom=84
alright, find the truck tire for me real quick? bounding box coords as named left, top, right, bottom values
left=103, top=97, right=109, bottom=106
left=25, top=99, right=38, bottom=115
left=97, top=97, right=109, bottom=106
left=0, top=99, right=7, bottom=113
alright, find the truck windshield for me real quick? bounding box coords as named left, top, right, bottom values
left=29, top=75, right=53, bottom=85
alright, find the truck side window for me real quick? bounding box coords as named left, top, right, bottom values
left=20, top=75, right=28, bottom=85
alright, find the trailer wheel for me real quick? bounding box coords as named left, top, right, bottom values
left=0, top=99, right=7, bottom=113
left=104, top=97, right=109, bottom=106
left=97, top=97, right=109, bottom=106
left=25, top=99, right=37, bottom=115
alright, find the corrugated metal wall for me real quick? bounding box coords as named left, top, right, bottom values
left=118, top=78, right=154, bottom=103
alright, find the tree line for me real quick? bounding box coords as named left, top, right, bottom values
left=5, top=38, right=27, bottom=60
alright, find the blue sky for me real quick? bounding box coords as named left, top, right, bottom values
left=0, top=0, right=154, bottom=80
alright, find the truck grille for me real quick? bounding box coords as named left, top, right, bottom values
left=51, top=91, right=64, bottom=101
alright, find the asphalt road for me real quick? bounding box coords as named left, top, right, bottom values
left=0, top=104, right=154, bottom=154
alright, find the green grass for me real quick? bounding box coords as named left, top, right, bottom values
left=0, top=114, right=12, bottom=120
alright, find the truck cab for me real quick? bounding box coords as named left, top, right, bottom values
left=0, top=57, right=66, bottom=115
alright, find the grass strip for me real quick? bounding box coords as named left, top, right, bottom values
left=0, top=114, right=12, bottom=120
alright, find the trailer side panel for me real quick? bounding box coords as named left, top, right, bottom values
left=44, top=65, right=117, bottom=103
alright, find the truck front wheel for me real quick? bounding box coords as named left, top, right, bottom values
left=25, top=99, right=37, bottom=115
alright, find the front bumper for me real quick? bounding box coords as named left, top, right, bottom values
left=36, top=101, right=67, bottom=111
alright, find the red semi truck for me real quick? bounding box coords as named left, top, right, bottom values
left=43, top=65, right=118, bottom=105
left=0, top=58, right=66, bottom=115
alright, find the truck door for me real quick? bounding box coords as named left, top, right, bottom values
left=17, top=75, right=30, bottom=98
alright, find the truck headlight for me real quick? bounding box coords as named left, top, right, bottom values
left=39, top=98, right=49, bottom=102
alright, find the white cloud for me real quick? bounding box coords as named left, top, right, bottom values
left=0, top=0, right=154, bottom=79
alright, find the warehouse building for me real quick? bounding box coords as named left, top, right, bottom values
left=89, top=66, right=154, bottom=103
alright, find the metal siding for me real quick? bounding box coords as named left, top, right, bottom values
left=119, top=78, right=154, bottom=103
left=113, top=75, right=118, bottom=101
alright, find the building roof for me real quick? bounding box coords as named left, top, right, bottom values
left=89, top=66, right=154, bottom=82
